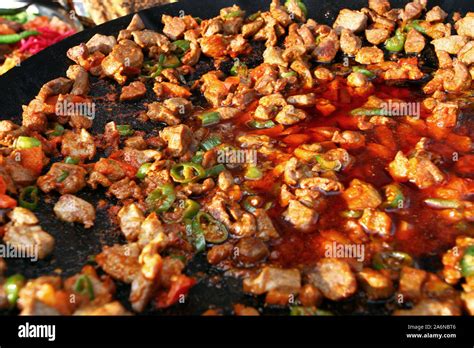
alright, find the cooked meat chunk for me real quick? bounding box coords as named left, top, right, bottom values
left=66, top=65, right=89, bottom=96
left=263, top=46, right=287, bottom=67
left=358, top=209, right=392, bottom=238
left=400, top=1, right=425, bottom=21
left=243, top=267, right=301, bottom=295
left=398, top=266, right=428, bottom=301
left=343, top=179, right=382, bottom=210
left=357, top=268, right=394, bottom=300
left=286, top=93, right=317, bottom=107
left=36, top=77, right=73, bottom=102
left=118, top=203, right=145, bottom=242
left=235, top=237, right=269, bottom=266
left=159, top=124, right=192, bottom=157
left=132, top=30, right=171, bottom=51
left=299, top=177, right=344, bottom=194
left=369, top=0, right=391, bottom=15
left=96, top=243, right=141, bottom=283
left=254, top=208, right=279, bottom=240
left=108, top=177, right=142, bottom=200
left=365, top=28, right=391, bottom=45
left=37, top=163, right=87, bottom=195
left=340, top=29, right=362, bottom=56
left=17, top=276, right=63, bottom=315
left=394, top=299, right=461, bottom=316
left=162, top=15, right=187, bottom=40
left=101, top=40, right=144, bottom=85
left=355, top=46, right=384, bottom=64
left=147, top=102, right=180, bottom=126
left=86, top=34, right=116, bottom=54
left=283, top=199, right=318, bottom=232
left=347, top=72, right=370, bottom=88
left=455, top=15, right=474, bottom=38
left=431, top=35, right=469, bottom=55
left=405, top=28, right=425, bottom=53
left=308, top=258, right=357, bottom=301
left=333, top=9, right=368, bottom=34
left=61, top=129, right=96, bottom=161
left=275, top=105, right=307, bottom=125
left=4, top=207, right=54, bottom=260
left=74, top=301, right=130, bottom=315
left=53, top=194, right=96, bottom=228
left=425, top=6, right=448, bottom=22
left=120, top=81, right=147, bottom=101
left=199, top=34, right=229, bottom=59
left=458, top=41, right=474, bottom=65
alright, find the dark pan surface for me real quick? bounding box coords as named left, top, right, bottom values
left=0, top=0, right=471, bottom=315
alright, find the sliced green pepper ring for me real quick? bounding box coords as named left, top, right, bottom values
left=19, top=186, right=39, bottom=211
left=170, top=162, right=206, bottom=183
left=192, top=211, right=228, bottom=244
left=183, top=199, right=200, bottom=220
left=5, top=273, right=25, bottom=307
left=136, top=163, right=152, bottom=180
left=372, top=251, right=413, bottom=271
left=315, top=154, right=342, bottom=171
left=460, top=246, right=474, bottom=278
left=73, top=274, right=95, bottom=301
left=146, top=183, right=176, bottom=213
left=185, top=218, right=206, bottom=253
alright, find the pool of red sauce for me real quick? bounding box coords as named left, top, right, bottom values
left=233, top=79, right=473, bottom=268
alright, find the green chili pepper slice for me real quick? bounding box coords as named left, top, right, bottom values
left=0, top=30, right=38, bottom=44
left=315, top=155, right=342, bottom=171
left=192, top=211, right=228, bottom=244
left=247, top=119, right=276, bottom=129
left=173, top=40, right=191, bottom=55
left=224, top=10, right=243, bottom=19
left=19, top=186, right=39, bottom=211
left=64, top=156, right=79, bottom=165
left=201, top=136, right=222, bottom=151
left=372, top=251, right=413, bottom=271
left=136, top=163, right=152, bottom=180
left=350, top=107, right=386, bottom=116
left=162, top=54, right=181, bottom=69
left=290, top=306, right=333, bottom=316
left=383, top=184, right=405, bottom=209
left=15, top=136, right=41, bottom=149
left=185, top=218, right=205, bottom=253
left=230, top=61, right=248, bottom=76
left=117, top=125, right=134, bottom=136
left=385, top=29, right=406, bottom=52
left=339, top=210, right=363, bottom=218
left=205, top=164, right=226, bottom=178
left=191, top=150, right=204, bottom=164
left=57, top=171, right=70, bottom=183
left=247, top=11, right=261, bottom=21
left=183, top=199, right=200, bottom=219
left=171, top=162, right=206, bottom=183
left=47, top=123, right=65, bottom=137
left=405, top=20, right=426, bottom=34
left=244, top=166, right=263, bottom=180
left=4, top=274, right=25, bottom=307
left=199, top=111, right=221, bottom=127
left=461, top=246, right=474, bottom=278
left=353, top=66, right=376, bottom=78
left=285, top=0, right=308, bottom=17
left=424, top=198, right=462, bottom=209
left=146, top=183, right=176, bottom=213
left=73, top=275, right=95, bottom=300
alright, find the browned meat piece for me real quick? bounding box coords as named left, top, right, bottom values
left=147, top=102, right=180, bottom=125
left=96, top=243, right=141, bottom=283
left=333, top=9, right=368, bottom=34
left=283, top=199, right=318, bottom=232
left=74, top=301, right=130, bottom=315
left=66, top=65, right=89, bottom=96
left=405, top=28, right=425, bottom=53
left=357, top=268, right=394, bottom=300
left=285, top=0, right=306, bottom=22
left=61, top=129, right=96, bottom=161
left=365, top=28, right=391, bottom=45
left=153, top=81, right=191, bottom=99
left=243, top=267, right=301, bottom=295
left=2, top=157, right=37, bottom=187
left=263, top=46, right=287, bottom=67
left=431, top=36, right=469, bottom=55
left=395, top=299, right=461, bottom=316
left=181, top=40, right=201, bottom=66
left=163, top=97, right=192, bottom=115
left=53, top=194, right=96, bottom=228
left=242, top=18, right=265, bottom=38
left=200, top=71, right=229, bottom=107
left=235, top=237, right=269, bottom=267
left=199, top=34, right=229, bottom=59
left=87, top=158, right=126, bottom=189
left=459, top=42, right=474, bottom=65
left=369, top=0, right=390, bottom=15
left=312, top=28, right=340, bottom=63
left=443, top=60, right=472, bottom=93
left=207, top=243, right=233, bottom=265
left=314, top=67, right=335, bottom=82
left=67, top=43, right=89, bottom=64
left=455, top=15, right=474, bottom=38
left=37, top=163, right=87, bottom=195
left=220, top=5, right=245, bottom=34
left=462, top=292, right=474, bottom=315
left=101, top=40, right=144, bottom=85
left=117, top=203, right=145, bottom=242
left=308, top=258, right=357, bottom=301
left=127, top=14, right=145, bottom=31
left=132, top=30, right=171, bottom=51
left=36, top=77, right=73, bottom=102
left=400, top=1, right=425, bottom=22
left=162, top=15, right=186, bottom=40
left=17, top=276, right=63, bottom=315
left=254, top=209, right=279, bottom=240
left=270, top=0, right=291, bottom=27
left=299, top=284, right=323, bottom=307
left=332, top=130, right=366, bottom=149
left=21, top=99, right=47, bottom=132
left=340, top=29, right=362, bottom=56
left=108, top=177, right=142, bottom=200
left=358, top=209, right=392, bottom=238
left=275, top=105, right=307, bottom=125
left=343, top=179, right=382, bottom=210
left=286, top=93, right=317, bottom=107
left=234, top=304, right=260, bottom=316
left=407, top=155, right=445, bottom=189
left=425, top=6, right=448, bottom=22
left=4, top=208, right=54, bottom=260
left=86, top=34, right=116, bottom=54
left=159, top=124, right=192, bottom=157
left=120, top=81, right=147, bottom=101
left=347, top=72, right=370, bottom=88
left=399, top=266, right=428, bottom=301
left=299, top=177, right=344, bottom=194
left=355, top=46, right=384, bottom=64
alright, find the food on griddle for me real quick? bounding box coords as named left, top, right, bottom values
left=0, top=0, right=473, bottom=316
